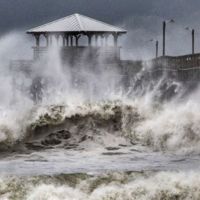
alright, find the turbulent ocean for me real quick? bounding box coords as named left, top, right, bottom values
left=1, top=33, right=200, bottom=200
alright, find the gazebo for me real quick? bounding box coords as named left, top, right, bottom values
left=27, top=13, right=127, bottom=62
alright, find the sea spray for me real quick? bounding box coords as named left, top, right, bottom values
left=133, top=99, right=200, bottom=152
left=1, top=171, right=200, bottom=200
left=0, top=33, right=196, bottom=153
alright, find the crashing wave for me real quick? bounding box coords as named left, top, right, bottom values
left=0, top=97, right=200, bottom=153
left=25, top=101, right=140, bottom=150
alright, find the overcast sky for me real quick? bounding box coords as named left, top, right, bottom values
left=1, top=0, right=200, bottom=58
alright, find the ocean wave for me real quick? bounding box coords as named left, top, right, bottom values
left=1, top=171, right=200, bottom=200
left=25, top=101, right=138, bottom=150
left=0, top=97, right=200, bottom=153
left=25, top=98, right=200, bottom=153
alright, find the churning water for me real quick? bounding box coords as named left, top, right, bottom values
left=0, top=33, right=200, bottom=199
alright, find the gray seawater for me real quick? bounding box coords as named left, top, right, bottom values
left=0, top=100, right=200, bottom=200
left=1, top=146, right=200, bottom=176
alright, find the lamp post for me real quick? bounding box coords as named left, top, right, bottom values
left=162, top=19, right=175, bottom=56
left=156, top=40, right=159, bottom=58
left=149, top=39, right=159, bottom=58
left=185, top=27, right=195, bottom=54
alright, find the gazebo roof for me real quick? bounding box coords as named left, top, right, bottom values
left=27, top=13, right=127, bottom=34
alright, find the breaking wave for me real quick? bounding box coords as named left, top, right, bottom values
left=0, top=96, right=200, bottom=153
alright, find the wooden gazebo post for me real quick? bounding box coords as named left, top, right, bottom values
left=34, top=34, right=41, bottom=47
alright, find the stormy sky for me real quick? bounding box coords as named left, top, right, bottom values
left=1, top=0, right=200, bottom=58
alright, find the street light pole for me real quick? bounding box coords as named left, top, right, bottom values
left=162, top=19, right=175, bottom=57
left=149, top=39, right=159, bottom=58
left=192, top=29, right=195, bottom=54
left=185, top=27, right=195, bottom=54
left=156, top=40, right=159, bottom=58
left=163, top=21, right=166, bottom=56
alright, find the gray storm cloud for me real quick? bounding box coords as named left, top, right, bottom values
left=1, top=0, right=200, bottom=58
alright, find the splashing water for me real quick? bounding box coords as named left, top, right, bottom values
left=0, top=32, right=200, bottom=199
left=1, top=171, right=200, bottom=200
